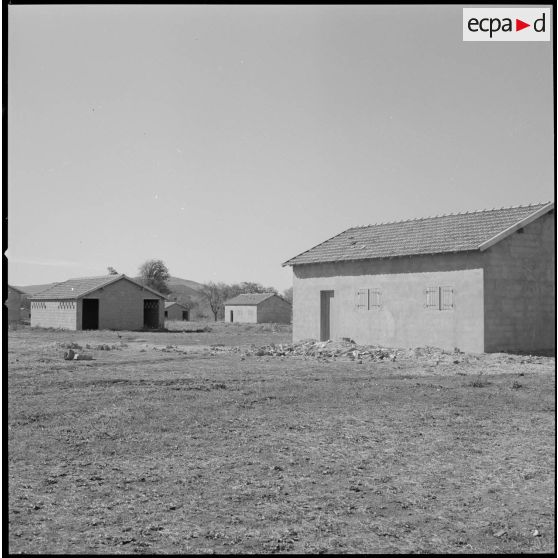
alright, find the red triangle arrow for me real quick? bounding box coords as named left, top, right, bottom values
left=516, top=19, right=530, bottom=31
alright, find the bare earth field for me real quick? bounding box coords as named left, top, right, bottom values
left=8, top=323, right=555, bottom=554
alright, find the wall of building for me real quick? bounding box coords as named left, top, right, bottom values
left=224, top=305, right=257, bottom=323
left=93, top=279, right=165, bottom=330
left=30, top=300, right=78, bottom=329
left=292, top=253, right=485, bottom=352
left=482, top=212, right=555, bottom=354
left=6, top=288, right=23, bottom=322
left=166, top=305, right=189, bottom=321
left=257, top=296, right=292, bottom=323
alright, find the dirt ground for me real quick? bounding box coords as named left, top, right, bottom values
left=8, top=324, right=555, bottom=554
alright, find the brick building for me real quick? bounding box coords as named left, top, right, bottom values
left=224, top=293, right=292, bottom=324
left=30, top=274, right=166, bottom=330
left=283, top=202, right=554, bottom=354
left=164, top=301, right=190, bottom=321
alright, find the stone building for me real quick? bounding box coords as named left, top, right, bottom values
left=283, top=202, right=554, bottom=354
left=224, top=293, right=292, bottom=324
left=30, top=274, right=166, bottom=331
left=164, top=301, right=190, bottom=321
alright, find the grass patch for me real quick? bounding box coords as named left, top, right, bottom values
left=8, top=327, right=555, bottom=554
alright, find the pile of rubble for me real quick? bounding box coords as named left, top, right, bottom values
left=243, top=339, right=397, bottom=362
left=242, top=339, right=551, bottom=367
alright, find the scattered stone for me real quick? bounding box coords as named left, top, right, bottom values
left=64, top=349, right=75, bottom=360
left=59, top=342, right=83, bottom=350
left=243, top=339, right=397, bottom=363
left=64, top=349, right=93, bottom=360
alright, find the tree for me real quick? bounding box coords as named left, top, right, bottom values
left=107, top=266, right=119, bottom=275
left=226, top=282, right=278, bottom=299
left=138, top=259, right=171, bottom=295
left=282, top=286, right=293, bottom=304
left=200, top=281, right=227, bottom=321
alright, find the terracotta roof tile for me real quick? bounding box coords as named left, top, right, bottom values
left=30, top=275, right=166, bottom=300
left=224, top=293, right=278, bottom=306
left=283, top=203, right=553, bottom=266
left=164, top=301, right=188, bottom=309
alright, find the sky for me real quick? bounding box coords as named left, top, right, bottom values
left=7, top=5, right=554, bottom=290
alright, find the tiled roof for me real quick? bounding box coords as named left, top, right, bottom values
left=8, top=285, right=27, bottom=295
left=283, top=203, right=553, bottom=266
left=30, top=274, right=166, bottom=300
left=165, top=301, right=187, bottom=309
left=224, top=293, right=277, bottom=306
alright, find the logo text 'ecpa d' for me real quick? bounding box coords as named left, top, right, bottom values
left=463, top=8, right=550, bottom=41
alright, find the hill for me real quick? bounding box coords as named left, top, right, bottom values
left=165, top=277, right=204, bottom=300
left=15, top=283, right=56, bottom=296
left=166, top=276, right=204, bottom=291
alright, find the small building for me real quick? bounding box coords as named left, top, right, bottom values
left=5, top=285, right=28, bottom=322
left=29, top=274, right=166, bottom=331
left=165, top=301, right=190, bottom=321
left=224, top=293, right=292, bottom=324
left=283, top=202, right=555, bottom=354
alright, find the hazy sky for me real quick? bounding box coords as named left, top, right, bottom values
left=7, top=5, right=554, bottom=289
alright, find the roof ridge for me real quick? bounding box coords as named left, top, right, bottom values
left=356, top=201, right=551, bottom=229
left=65, top=274, right=124, bottom=281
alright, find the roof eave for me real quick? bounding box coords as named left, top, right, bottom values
left=284, top=248, right=483, bottom=267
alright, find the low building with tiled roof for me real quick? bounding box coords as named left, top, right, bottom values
left=164, top=301, right=190, bottom=321
left=29, top=274, right=167, bottom=330
left=224, top=292, right=291, bottom=324
left=283, top=202, right=555, bottom=354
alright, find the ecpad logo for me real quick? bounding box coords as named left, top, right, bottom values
left=463, top=8, right=550, bottom=41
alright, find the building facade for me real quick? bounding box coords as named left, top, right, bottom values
left=30, top=275, right=166, bottom=331
left=284, top=203, right=554, bottom=354
left=5, top=285, right=28, bottom=322
left=165, top=302, right=190, bottom=321
left=224, top=293, right=292, bottom=324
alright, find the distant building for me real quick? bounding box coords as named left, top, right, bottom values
left=165, top=301, right=190, bottom=321
left=29, top=274, right=166, bottom=331
left=224, top=293, right=292, bottom=324
left=283, top=202, right=555, bottom=354
left=5, top=285, right=28, bottom=322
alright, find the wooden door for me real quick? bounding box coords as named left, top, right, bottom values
left=320, top=290, right=334, bottom=341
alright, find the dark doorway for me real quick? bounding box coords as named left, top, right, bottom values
left=82, top=299, right=99, bottom=330
left=144, top=300, right=160, bottom=329
left=182, top=310, right=189, bottom=321
left=320, top=290, right=334, bottom=341
left=230, top=310, right=234, bottom=322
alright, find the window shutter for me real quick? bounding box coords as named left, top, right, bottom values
left=425, top=287, right=439, bottom=309
left=440, top=287, right=454, bottom=310
left=370, top=289, right=382, bottom=308
left=355, top=289, right=369, bottom=310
